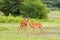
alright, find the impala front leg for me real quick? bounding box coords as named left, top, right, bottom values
left=22, top=26, right=26, bottom=33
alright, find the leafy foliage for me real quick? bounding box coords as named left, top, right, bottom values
left=41, top=0, right=60, bottom=10
left=0, top=16, right=23, bottom=23
left=0, top=0, right=49, bottom=19
left=20, top=0, right=49, bottom=19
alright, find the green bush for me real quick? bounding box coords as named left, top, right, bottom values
left=21, top=0, right=49, bottom=19
left=0, top=16, right=45, bottom=23
left=0, top=16, right=23, bottom=23
left=0, top=0, right=49, bottom=19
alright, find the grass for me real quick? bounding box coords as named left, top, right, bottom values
left=0, top=22, right=60, bottom=40
left=0, top=11, right=60, bottom=40
left=0, top=30, right=60, bottom=40
left=0, top=34, right=60, bottom=40
left=0, top=27, right=8, bottom=31
left=0, top=20, right=60, bottom=40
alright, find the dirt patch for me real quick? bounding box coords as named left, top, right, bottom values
left=42, top=33, right=60, bottom=36
left=30, top=28, right=60, bottom=36
left=31, top=32, right=60, bottom=36
left=44, top=28, right=60, bottom=30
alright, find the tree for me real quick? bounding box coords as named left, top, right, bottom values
left=0, top=0, right=22, bottom=16
left=41, top=0, right=60, bottom=10
left=0, top=0, right=49, bottom=19
left=20, top=0, right=49, bottom=19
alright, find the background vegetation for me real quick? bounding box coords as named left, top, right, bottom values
left=0, top=0, right=60, bottom=40
left=41, top=0, right=60, bottom=10
left=0, top=0, right=49, bottom=19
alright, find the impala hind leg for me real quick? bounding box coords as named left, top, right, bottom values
left=39, top=26, right=44, bottom=34
left=30, top=27, right=35, bottom=34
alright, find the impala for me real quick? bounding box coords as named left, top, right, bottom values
left=18, top=18, right=29, bottom=32
left=28, top=21, right=43, bottom=33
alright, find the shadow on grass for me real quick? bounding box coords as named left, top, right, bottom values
left=0, top=27, right=9, bottom=31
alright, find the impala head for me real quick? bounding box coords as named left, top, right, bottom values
left=23, top=17, right=30, bottom=25
left=24, top=17, right=29, bottom=21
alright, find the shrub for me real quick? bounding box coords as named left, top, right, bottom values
left=0, top=16, right=23, bottom=23
left=20, top=0, right=49, bottom=19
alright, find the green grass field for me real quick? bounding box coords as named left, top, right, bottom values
left=0, top=21, right=60, bottom=40
left=0, top=11, right=60, bottom=40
